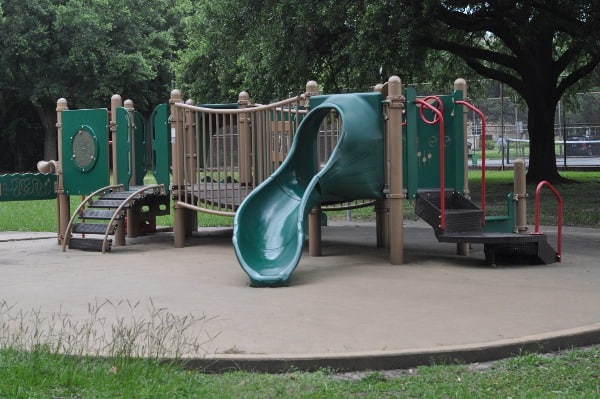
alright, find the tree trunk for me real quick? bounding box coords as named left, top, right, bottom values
left=37, top=106, right=58, bottom=162
left=524, top=96, right=565, bottom=184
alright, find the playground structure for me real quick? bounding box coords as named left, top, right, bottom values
left=33, top=76, right=562, bottom=286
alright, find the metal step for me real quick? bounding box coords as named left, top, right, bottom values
left=415, top=190, right=482, bottom=234
left=68, top=237, right=111, bottom=252
left=79, top=209, right=121, bottom=220
left=72, top=223, right=117, bottom=235
left=88, top=199, right=128, bottom=208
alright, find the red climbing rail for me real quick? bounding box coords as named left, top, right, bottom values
left=414, top=96, right=446, bottom=230
left=534, top=180, right=563, bottom=262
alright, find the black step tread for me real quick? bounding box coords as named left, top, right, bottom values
left=72, top=223, right=116, bottom=235
left=437, top=231, right=547, bottom=244
left=88, top=199, right=129, bottom=208
left=68, top=237, right=112, bottom=252
left=79, top=209, right=121, bottom=220
left=101, top=191, right=141, bottom=200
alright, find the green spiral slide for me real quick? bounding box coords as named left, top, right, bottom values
left=233, top=93, right=385, bottom=286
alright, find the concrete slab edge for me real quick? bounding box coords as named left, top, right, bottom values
left=179, top=323, right=600, bottom=373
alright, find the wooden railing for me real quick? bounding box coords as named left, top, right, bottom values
left=169, top=82, right=348, bottom=216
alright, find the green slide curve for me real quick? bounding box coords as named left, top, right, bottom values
left=233, top=93, right=385, bottom=286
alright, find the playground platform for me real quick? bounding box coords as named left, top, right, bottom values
left=1, top=221, right=599, bottom=372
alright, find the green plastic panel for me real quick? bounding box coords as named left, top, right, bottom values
left=403, top=90, right=465, bottom=197
left=62, top=109, right=109, bottom=195
left=134, top=111, right=147, bottom=186
left=115, top=107, right=134, bottom=190
left=150, top=103, right=170, bottom=192
left=0, top=173, right=56, bottom=201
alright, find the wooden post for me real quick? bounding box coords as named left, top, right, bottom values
left=303, top=80, right=323, bottom=257
left=170, top=90, right=186, bottom=248
left=237, top=91, right=251, bottom=186
left=55, top=98, right=70, bottom=245
left=110, top=95, right=125, bottom=246
left=514, top=158, right=528, bottom=233
left=454, top=78, right=470, bottom=256
left=374, top=82, right=389, bottom=249
left=387, top=76, right=404, bottom=264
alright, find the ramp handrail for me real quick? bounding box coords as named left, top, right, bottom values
left=414, top=97, right=446, bottom=230
left=534, top=180, right=563, bottom=262
left=455, top=100, right=487, bottom=225
left=62, top=184, right=124, bottom=251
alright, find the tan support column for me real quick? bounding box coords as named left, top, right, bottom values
left=238, top=91, right=251, bottom=185
left=387, top=76, right=404, bottom=264
left=110, top=95, right=122, bottom=185
left=374, top=82, right=389, bottom=248
left=303, top=80, right=322, bottom=257
left=513, top=158, right=528, bottom=233
left=122, top=99, right=139, bottom=239
left=454, top=78, right=470, bottom=256
left=184, top=99, right=198, bottom=236
left=55, top=98, right=70, bottom=245
left=308, top=206, right=322, bottom=256
left=109, top=95, right=126, bottom=246
left=170, top=90, right=187, bottom=247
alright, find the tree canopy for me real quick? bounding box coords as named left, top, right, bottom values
left=0, top=0, right=176, bottom=161
left=1, top=0, right=598, bottom=181
left=403, top=0, right=600, bottom=182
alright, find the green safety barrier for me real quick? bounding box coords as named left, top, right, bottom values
left=0, top=173, right=56, bottom=201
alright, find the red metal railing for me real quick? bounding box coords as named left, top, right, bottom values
left=414, top=96, right=446, bottom=230
left=455, top=100, right=487, bottom=225
left=534, top=180, right=563, bottom=262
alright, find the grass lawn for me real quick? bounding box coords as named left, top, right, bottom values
left=1, top=171, right=598, bottom=232
left=0, top=345, right=598, bottom=398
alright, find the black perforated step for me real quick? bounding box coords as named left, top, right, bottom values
left=79, top=209, right=120, bottom=220
left=73, top=223, right=118, bottom=235
left=68, top=237, right=111, bottom=252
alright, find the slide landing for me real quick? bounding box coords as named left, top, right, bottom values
left=233, top=93, right=384, bottom=286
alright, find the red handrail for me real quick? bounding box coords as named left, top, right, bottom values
left=455, top=100, right=487, bottom=225
left=414, top=97, right=446, bottom=230
left=534, top=181, right=563, bottom=262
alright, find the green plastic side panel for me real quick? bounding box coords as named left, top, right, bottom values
left=134, top=111, right=147, bottom=186
left=116, top=107, right=134, bottom=190
left=150, top=103, right=170, bottom=192
left=403, top=92, right=465, bottom=196
left=62, top=109, right=109, bottom=195
left=452, top=90, right=466, bottom=193
left=404, top=88, right=418, bottom=197
left=0, top=173, right=56, bottom=201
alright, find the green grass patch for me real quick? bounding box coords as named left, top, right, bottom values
left=1, top=345, right=598, bottom=398
left=1, top=171, right=598, bottom=231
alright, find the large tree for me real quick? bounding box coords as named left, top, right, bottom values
left=405, top=1, right=600, bottom=183
left=175, top=0, right=435, bottom=103
left=0, top=0, right=175, bottom=163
